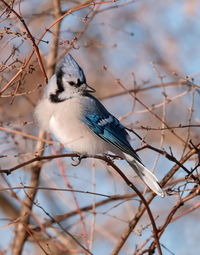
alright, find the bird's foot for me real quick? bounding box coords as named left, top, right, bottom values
left=71, top=154, right=87, bottom=166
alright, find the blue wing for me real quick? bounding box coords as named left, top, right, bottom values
left=82, top=112, right=142, bottom=164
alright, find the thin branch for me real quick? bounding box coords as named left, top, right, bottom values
left=149, top=188, right=200, bottom=251
left=0, top=0, right=117, bottom=95
left=99, top=80, right=200, bottom=100
left=27, top=194, right=93, bottom=255
left=0, top=126, right=60, bottom=145
left=0, top=0, right=48, bottom=87
left=11, top=130, right=46, bottom=255
left=0, top=151, right=162, bottom=253
left=111, top=144, right=200, bottom=255
left=99, top=157, right=163, bottom=255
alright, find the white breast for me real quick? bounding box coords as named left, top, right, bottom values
left=48, top=97, right=112, bottom=155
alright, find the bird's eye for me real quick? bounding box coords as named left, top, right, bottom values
left=76, top=79, right=82, bottom=87
left=69, top=79, right=83, bottom=87
left=69, top=81, right=75, bottom=86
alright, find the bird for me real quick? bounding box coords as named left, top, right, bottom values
left=35, top=53, right=164, bottom=197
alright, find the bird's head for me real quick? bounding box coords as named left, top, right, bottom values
left=46, top=53, right=95, bottom=102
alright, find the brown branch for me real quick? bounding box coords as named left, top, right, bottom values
left=0, top=152, right=120, bottom=175
left=127, top=127, right=200, bottom=183
left=149, top=187, right=200, bottom=252
left=0, top=150, right=162, bottom=254
left=99, top=80, right=200, bottom=100
left=171, top=201, right=200, bottom=223
left=9, top=1, right=64, bottom=251
left=27, top=174, right=199, bottom=232
left=1, top=141, right=199, bottom=183
left=0, top=153, right=77, bottom=175
left=99, top=157, right=163, bottom=255
left=2, top=146, right=198, bottom=254
left=0, top=0, right=48, bottom=89
left=21, top=223, right=49, bottom=255
left=46, top=0, right=61, bottom=78
left=0, top=126, right=60, bottom=145
left=0, top=0, right=117, bottom=95
left=25, top=192, right=93, bottom=255
left=111, top=144, right=200, bottom=255
left=0, top=185, right=114, bottom=197
left=114, top=77, right=189, bottom=146
left=139, top=124, right=200, bottom=131
left=33, top=192, right=136, bottom=230
left=46, top=0, right=106, bottom=69
left=144, top=144, right=199, bottom=183
left=12, top=130, right=46, bottom=255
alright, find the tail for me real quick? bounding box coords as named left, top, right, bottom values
left=124, top=154, right=164, bottom=197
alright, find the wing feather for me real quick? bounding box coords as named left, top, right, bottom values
left=83, top=113, right=142, bottom=164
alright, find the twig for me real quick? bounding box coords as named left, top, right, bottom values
left=111, top=144, right=200, bottom=255
left=0, top=0, right=48, bottom=88
left=49, top=141, right=89, bottom=252
left=149, top=188, right=200, bottom=251
left=11, top=130, right=45, bottom=255
left=100, top=157, right=163, bottom=255
left=0, top=0, right=117, bottom=95
left=0, top=126, right=60, bottom=145
left=27, top=194, right=93, bottom=255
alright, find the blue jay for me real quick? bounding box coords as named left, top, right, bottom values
left=35, top=53, right=164, bottom=197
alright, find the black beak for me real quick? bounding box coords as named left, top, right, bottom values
left=85, top=84, right=96, bottom=93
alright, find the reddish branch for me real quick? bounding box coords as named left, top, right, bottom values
left=1, top=1, right=199, bottom=254
left=1, top=141, right=199, bottom=254
left=149, top=188, right=200, bottom=252
left=127, top=127, right=200, bottom=184
left=0, top=126, right=60, bottom=145
left=111, top=143, right=200, bottom=255
left=99, top=80, right=200, bottom=100
left=0, top=0, right=48, bottom=90
left=0, top=2, right=120, bottom=254
left=30, top=197, right=93, bottom=255
left=0, top=0, right=118, bottom=95
left=0, top=151, right=163, bottom=253
left=99, top=157, right=163, bottom=255
left=1, top=143, right=199, bottom=182
left=113, top=75, right=190, bottom=146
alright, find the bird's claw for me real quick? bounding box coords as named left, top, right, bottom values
left=71, top=154, right=86, bottom=166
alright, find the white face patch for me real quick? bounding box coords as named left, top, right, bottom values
left=98, top=115, right=113, bottom=126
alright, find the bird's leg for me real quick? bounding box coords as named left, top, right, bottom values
left=103, top=153, right=122, bottom=161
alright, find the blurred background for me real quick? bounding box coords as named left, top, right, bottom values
left=0, top=0, right=200, bottom=254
